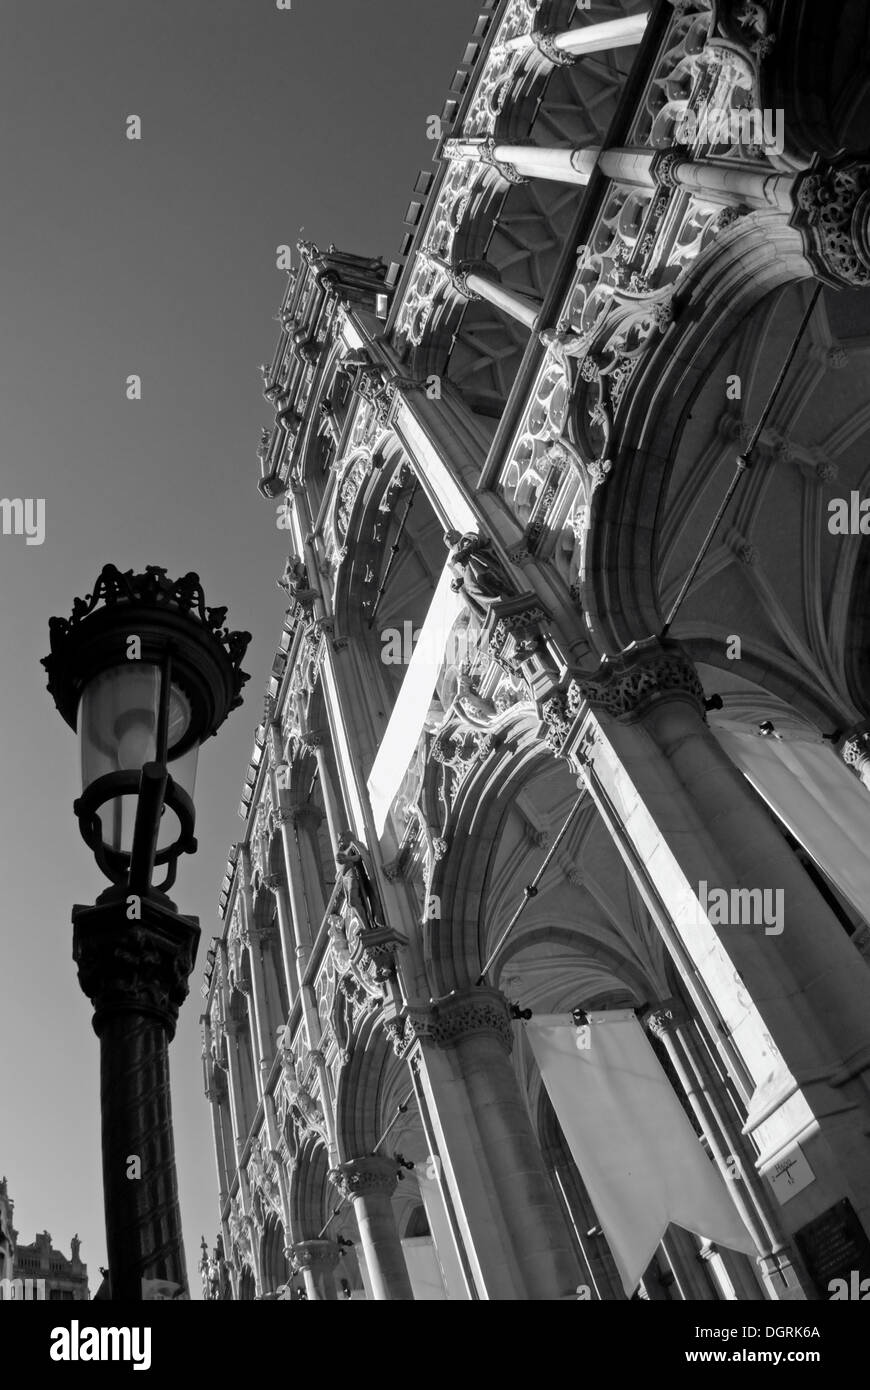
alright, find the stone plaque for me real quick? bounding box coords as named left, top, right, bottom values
left=793, top=1199, right=870, bottom=1299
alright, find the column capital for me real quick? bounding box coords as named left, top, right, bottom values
left=791, top=158, right=870, bottom=289
left=72, top=893, right=200, bottom=1041
left=652, top=148, right=689, bottom=189
left=301, top=729, right=326, bottom=751
left=287, top=1239, right=340, bottom=1273
left=566, top=638, right=706, bottom=724
left=530, top=26, right=576, bottom=66
left=643, top=998, right=689, bottom=1040
left=477, top=136, right=529, bottom=185
left=405, top=984, right=514, bottom=1054
left=329, top=1154, right=399, bottom=1201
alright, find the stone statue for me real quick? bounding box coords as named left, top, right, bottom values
left=540, top=324, right=590, bottom=362
left=445, top=530, right=513, bottom=623
left=327, top=914, right=352, bottom=970
left=335, top=832, right=384, bottom=932
left=277, top=553, right=310, bottom=597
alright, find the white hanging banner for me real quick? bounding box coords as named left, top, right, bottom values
left=525, top=1013, right=755, bottom=1295
left=712, top=725, right=870, bottom=921
left=367, top=562, right=464, bottom=836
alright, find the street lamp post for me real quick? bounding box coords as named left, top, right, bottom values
left=42, top=565, right=250, bottom=1301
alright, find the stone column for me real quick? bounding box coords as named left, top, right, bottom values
left=223, top=1017, right=250, bottom=1154
left=446, top=137, right=600, bottom=187
left=503, top=13, right=649, bottom=60
left=302, top=730, right=343, bottom=855
left=329, top=1156, right=414, bottom=1301
left=551, top=638, right=870, bottom=1258
left=429, top=255, right=543, bottom=330
left=653, top=150, right=795, bottom=212
left=406, top=985, right=582, bottom=1299
left=245, top=924, right=276, bottom=1090
left=542, top=1121, right=626, bottom=1299
left=597, top=147, right=657, bottom=188
left=288, top=1239, right=341, bottom=1301
left=649, top=999, right=810, bottom=1297
left=264, top=870, right=298, bottom=1010
left=205, top=1082, right=230, bottom=1210
left=645, top=1001, right=786, bottom=1264
left=462, top=268, right=541, bottom=329
left=294, top=803, right=328, bottom=923
left=659, top=1226, right=717, bottom=1301
left=276, top=806, right=314, bottom=981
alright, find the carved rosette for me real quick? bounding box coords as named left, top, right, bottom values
left=567, top=641, right=706, bottom=722
left=329, top=1155, right=400, bottom=1202
left=406, top=986, right=514, bottom=1054
left=792, top=160, right=870, bottom=289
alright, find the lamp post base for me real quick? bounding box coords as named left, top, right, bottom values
left=72, top=890, right=200, bottom=1301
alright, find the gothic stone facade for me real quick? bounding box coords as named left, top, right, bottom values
left=201, top=0, right=870, bottom=1301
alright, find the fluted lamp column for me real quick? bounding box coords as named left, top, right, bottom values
left=41, top=564, right=250, bottom=1300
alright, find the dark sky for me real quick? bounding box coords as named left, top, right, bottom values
left=0, top=0, right=477, bottom=1296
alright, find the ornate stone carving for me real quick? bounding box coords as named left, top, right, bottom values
left=248, top=1136, right=284, bottom=1222
left=288, top=1240, right=340, bottom=1274
left=644, top=998, right=689, bottom=1039
left=43, top=565, right=250, bottom=721
left=567, top=640, right=706, bottom=722
left=652, top=150, right=687, bottom=189
left=530, top=27, right=576, bottom=66
left=792, top=160, right=870, bottom=289
left=335, top=833, right=384, bottom=933
left=277, top=553, right=319, bottom=606
left=841, top=723, right=870, bottom=788
left=406, top=986, right=514, bottom=1053
left=445, top=530, right=515, bottom=623
left=72, top=897, right=200, bottom=1041
left=478, top=136, right=528, bottom=185
left=228, top=1198, right=255, bottom=1270
left=329, top=1155, right=399, bottom=1201
left=276, top=1028, right=326, bottom=1135
left=542, top=692, right=571, bottom=752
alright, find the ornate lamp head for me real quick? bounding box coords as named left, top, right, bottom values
left=43, top=564, right=250, bottom=892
